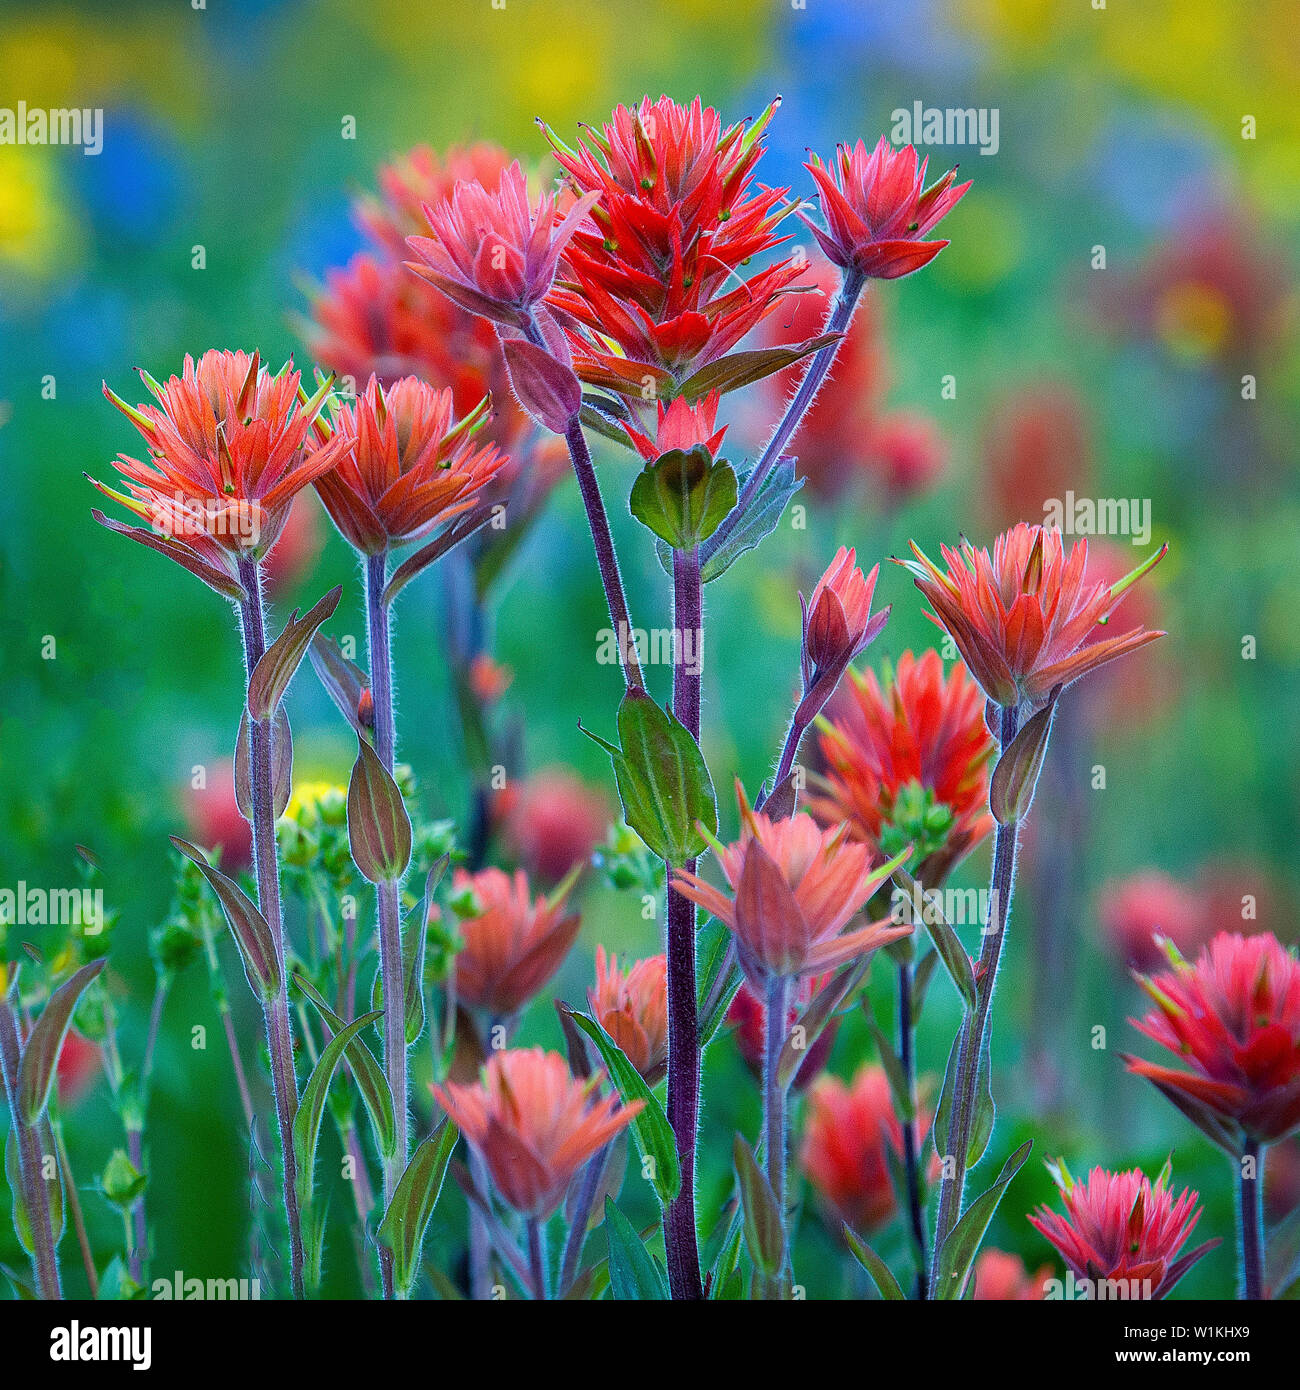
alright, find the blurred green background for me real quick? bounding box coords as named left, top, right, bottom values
left=1, top=0, right=1297, bottom=1299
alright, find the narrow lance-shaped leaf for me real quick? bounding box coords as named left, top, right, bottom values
left=377, top=1121, right=459, bottom=1297
left=5, top=1122, right=65, bottom=1253
left=89, top=509, right=248, bottom=602
left=247, top=585, right=342, bottom=721
left=843, top=1225, right=906, bottom=1300
left=989, top=687, right=1059, bottom=826
left=403, top=857, right=446, bottom=1046
left=777, top=956, right=870, bottom=1090
left=383, top=504, right=497, bottom=608
left=17, top=959, right=106, bottom=1124
left=933, top=1024, right=994, bottom=1168
left=308, top=632, right=372, bottom=738
left=293, top=1010, right=384, bottom=1209
left=889, top=862, right=976, bottom=1010
left=170, top=837, right=280, bottom=1001
left=933, top=1139, right=1033, bottom=1300
left=694, top=456, right=804, bottom=583
left=732, top=1134, right=785, bottom=1279
left=294, top=975, right=396, bottom=1160
left=563, top=1007, right=681, bottom=1206
left=347, top=736, right=412, bottom=883
left=677, top=332, right=842, bottom=403
left=604, top=1197, right=669, bottom=1300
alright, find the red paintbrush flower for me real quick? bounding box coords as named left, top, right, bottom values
left=1028, top=1160, right=1216, bottom=1298
left=621, top=390, right=726, bottom=462
left=1099, top=870, right=1207, bottom=971
left=671, top=782, right=910, bottom=987
left=971, top=1249, right=1049, bottom=1301
left=589, top=946, right=668, bottom=1083
left=542, top=95, right=812, bottom=401
left=499, top=768, right=611, bottom=885
left=406, top=160, right=599, bottom=329
left=448, top=866, right=581, bottom=1019
left=1125, top=932, right=1300, bottom=1147
left=898, top=523, right=1167, bottom=708
left=94, top=351, right=343, bottom=592
left=811, top=649, right=995, bottom=882
left=310, top=375, right=505, bottom=553
left=432, top=1048, right=642, bottom=1218
left=799, top=137, right=970, bottom=280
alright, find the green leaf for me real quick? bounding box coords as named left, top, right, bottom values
left=862, top=999, right=914, bottom=1123
left=377, top=1122, right=459, bottom=1298
left=383, top=506, right=495, bottom=608
left=677, top=333, right=841, bottom=403
left=604, top=1198, right=668, bottom=1300
left=347, top=736, right=413, bottom=883
left=308, top=632, right=371, bottom=739
left=732, top=1134, right=784, bottom=1279
left=5, top=1120, right=63, bottom=1255
left=933, top=1140, right=1033, bottom=1300
left=989, top=691, right=1057, bottom=825
left=293, top=1010, right=384, bottom=1209
left=294, top=975, right=396, bottom=1160
left=694, top=457, right=804, bottom=583
left=843, top=1225, right=906, bottom=1299
left=402, top=857, right=445, bottom=1047
left=696, top=920, right=741, bottom=1049
left=582, top=688, right=717, bottom=867
left=933, top=1026, right=994, bottom=1167
left=629, top=447, right=737, bottom=550
left=247, top=585, right=342, bottom=721
left=17, top=960, right=106, bottom=1123
left=171, top=838, right=280, bottom=1002
left=234, top=706, right=293, bottom=821
left=889, top=863, right=976, bottom=1011
left=564, top=1008, right=681, bottom=1206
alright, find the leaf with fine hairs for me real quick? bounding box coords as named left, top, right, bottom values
left=889, top=862, right=977, bottom=1011
left=604, top=1198, right=669, bottom=1300
left=17, top=959, right=106, bottom=1124
left=308, top=632, right=372, bottom=738
left=677, top=332, right=842, bottom=402
left=732, top=1134, right=785, bottom=1280
left=777, top=957, right=870, bottom=1091
left=989, top=687, right=1059, bottom=825
left=234, top=706, right=293, bottom=821
left=402, top=857, right=446, bottom=1046
left=843, top=1225, right=906, bottom=1300
left=170, top=837, right=280, bottom=1002
left=933, top=1140, right=1033, bottom=1300
left=382, top=505, right=496, bottom=608
left=346, top=737, right=412, bottom=884
left=90, top=510, right=248, bottom=602
left=377, top=1122, right=459, bottom=1298
left=247, top=585, right=342, bottom=722
left=933, top=1025, right=995, bottom=1168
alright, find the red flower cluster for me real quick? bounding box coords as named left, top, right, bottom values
left=543, top=96, right=807, bottom=401
left=1126, top=932, right=1300, bottom=1147
left=811, top=649, right=994, bottom=882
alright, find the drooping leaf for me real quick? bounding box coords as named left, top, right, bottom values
left=90, top=510, right=247, bottom=602
left=308, top=632, right=372, bottom=738
left=564, top=1008, right=680, bottom=1206
left=347, top=737, right=412, bottom=883
left=171, top=838, right=280, bottom=1001
left=247, top=585, right=342, bottom=721
left=294, top=975, right=396, bottom=1160
left=843, top=1225, right=906, bottom=1300
left=377, top=1122, right=459, bottom=1298
left=293, top=1010, right=384, bottom=1209
left=933, top=1140, right=1032, bottom=1300
left=604, top=1197, right=669, bottom=1300
left=17, top=960, right=106, bottom=1124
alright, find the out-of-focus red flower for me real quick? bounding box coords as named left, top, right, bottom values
left=900, top=523, right=1166, bottom=708
left=96, top=351, right=343, bottom=568
left=799, top=138, right=969, bottom=281
left=311, top=375, right=504, bottom=553
left=56, top=1031, right=101, bottom=1107
left=802, top=547, right=888, bottom=687
left=469, top=653, right=512, bottom=705
left=621, top=391, right=726, bottom=462
left=728, top=972, right=837, bottom=1091
left=1199, top=858, right=1280, bottom=942
left=543, top=95, right=804, bottom=400
left=800, top=1063, right=928, bottom=1233
left=185, top=764, right=251, bottom=873
left=1098, top=210, right=1291, bottom=364
left=262, top=492, right=325, bottom=597
left=432, top=1048, right=641, bottom=1217
left=1265, top=1137, right=1300, bottom=1223
left=811, top=650, right=994, bottom=883
left=1028, top=1160, right=1215, bottom=1298
left=407, top=161, right=599, bottom=329
left=1099, top=870, right=1206, bottom=971
left=971, top=1249, right=1048, bottom=1300
left=449, top=866, right=580, bottom=1018
left=502, top=769, right=610, bottom=884
left=671, top=783, right=909, bottom=987
left=981, top=383, right=1092, bottom=533
left=864, top=412, right=947, bottom=502
left=589, top=946, right=668, bottom=1083
left=1126, top=932, right=1300, bottom=1146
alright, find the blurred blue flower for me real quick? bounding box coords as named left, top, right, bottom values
left=72, top=108, right=184, bottom=247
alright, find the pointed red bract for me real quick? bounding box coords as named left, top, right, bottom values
left=589, top=946, right=668, bottom=1084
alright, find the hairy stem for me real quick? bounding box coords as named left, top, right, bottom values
left=664, top=545, right=705, bottom=1300
left=702, top=269, right=866, bottom=566
left=930, top=703, right=1022, bottom=1291
left=763, top=974, right=792, bottom=1299
left=897, top=958, right=928, bottom=1298
left=1240, top=1139, right=1265, bottom=1301
left=364, top=551, right=409, bottom=1300
left=559, top=1144, right=609, bottom=1294
left=236, top=556, right=305, bottom=1300
left=0, top=997, right=61, bottom=1299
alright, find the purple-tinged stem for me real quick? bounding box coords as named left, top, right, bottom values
left=701, top=268, right=866, bottom=567
left=897, top=958, right=929, bottom=1298
left=559, top=1143, right=609, bottom=1293
left=930, top=703, right=1022, bottom=1292
left=236, top=556, right=305, bottom=1300
left=1240, top=1139, right=1265, bottom=1301
left=363, top=551, right=409, bottom=1300
left=0, top=995, right=61, bottom=1299
left=664, top=545, right=705, bottom=1301
left=526, top=1217, right=549, bottom=1300
left=763, top=973, right=792, bottom=1298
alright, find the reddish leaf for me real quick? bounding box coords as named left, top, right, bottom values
left=247, top=586, right=342, bottom=722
